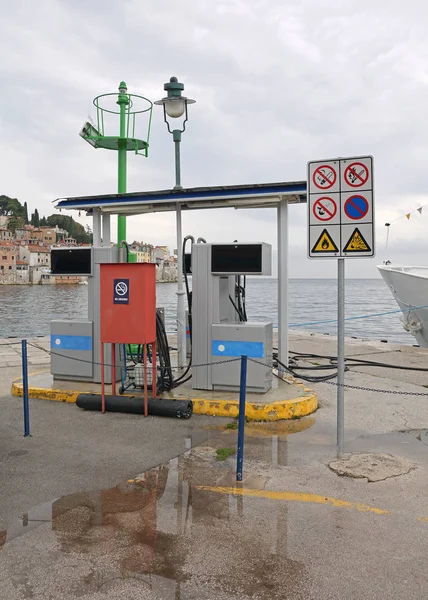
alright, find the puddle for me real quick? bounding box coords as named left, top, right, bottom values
left=0, top=454, right=311, bottom=598
left=204, top=415, right=316, bottom=437
left=7, top=450, right=29, bottom=458
left=401, top=429, right=428, bottom=447
left=416, top=430, right=428, bottom=447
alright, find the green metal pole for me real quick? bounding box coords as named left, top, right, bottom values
left=173, top=129, right=182, bottom=189
left=117, top=81, right=129, bottom=245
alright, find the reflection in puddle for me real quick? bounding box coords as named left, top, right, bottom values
left=205, top=415, right=316, bottom=437
left=0, top=450, right=311, bottom=598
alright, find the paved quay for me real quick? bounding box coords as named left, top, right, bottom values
left=1, top=332, right=428, bottom=598
left=0, top=337, right=50, bottom=368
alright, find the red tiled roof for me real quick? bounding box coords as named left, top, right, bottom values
left=0, top=241, right=16, bottom=248
left=16, top=260, right=28, bottom=265
left=27, top=245, right=50, bottom=253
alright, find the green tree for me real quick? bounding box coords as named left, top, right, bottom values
left=0, top=195, right=26, bottom=219
left=23, top=202, right=29, bottom=224
left=31, top=209, right=40, bottom=227
left=7, top=216, right=24, bottom=233
left=46, top=214, right=92, bottom=243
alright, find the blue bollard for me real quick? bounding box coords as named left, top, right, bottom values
left=21, top=339, right=30, bottom=437
left=236, top=355, right=248, bottom=482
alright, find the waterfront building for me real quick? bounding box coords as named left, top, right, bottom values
left=0, top=241, right=16, bottom=272
left=0, top=228, right=13, bottom=242
left=38, top=227, right=57, bottom=245
left=18, top=243, right=51, bottom=284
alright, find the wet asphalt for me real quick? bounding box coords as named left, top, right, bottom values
left=2, top=335, right=428, bottom=598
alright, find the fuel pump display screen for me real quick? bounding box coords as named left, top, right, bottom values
left=51, top=248, right=92, bottom=275
left=211, top=244, right=262, bottom=274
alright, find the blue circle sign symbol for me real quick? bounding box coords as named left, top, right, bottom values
left=344, top=195, right=369, bottom=220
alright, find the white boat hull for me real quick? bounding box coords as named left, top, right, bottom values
left=378, top=264, right=428, bottom=347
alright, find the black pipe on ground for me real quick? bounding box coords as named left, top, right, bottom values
left=76, top=394, right=193, bottom=419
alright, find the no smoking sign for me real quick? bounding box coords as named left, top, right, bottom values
left=113, top=278, right=130, bottom=304
left=312, top=164, right=337, bottom=190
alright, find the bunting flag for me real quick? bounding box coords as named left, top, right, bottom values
left=386, top=204, right=426, bottom=261
left=389, top=202, right=428, bottom=225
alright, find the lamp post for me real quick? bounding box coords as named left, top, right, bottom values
left=155, top=77, right=195, bottom=369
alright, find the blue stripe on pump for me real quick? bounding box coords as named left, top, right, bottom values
left=212, top=340, right=264, bottom=358
left=50, top=335, right=92, bottom=351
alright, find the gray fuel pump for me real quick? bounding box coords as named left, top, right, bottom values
left=50, top=245, right=124, bottom=384
left=191, top=242, right=273, bottom=393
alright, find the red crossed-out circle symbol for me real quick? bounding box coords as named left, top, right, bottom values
left=344, top=162, right=369, bottom=187
left=312, top=164, right=337, bottom=190
left=312, top=197, right=337, bottom=221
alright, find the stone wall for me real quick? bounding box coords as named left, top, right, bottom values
left=0, top=269, right=29, bottom=284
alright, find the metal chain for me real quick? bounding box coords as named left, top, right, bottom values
left=323, top=380, right=428, bottom=396
left=28, top=342, right=241, bottom=371
left=24, top=345, right=428, bottom=397
left=248, top=357, right=428, bottom=397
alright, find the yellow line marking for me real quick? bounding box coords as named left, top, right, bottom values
left=418, top=517, right=428, bottom=522
left=195, top=486, right=390, bottom=515
left=12, top=369, right=49, bottom=383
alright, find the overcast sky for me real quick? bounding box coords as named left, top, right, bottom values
left=1, top=0, right=428, bottom=278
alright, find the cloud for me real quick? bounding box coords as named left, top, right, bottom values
left=1, top=0, right=428, bottom=278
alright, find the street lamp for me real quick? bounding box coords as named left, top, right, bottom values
left=154, top=76, right=195, bottom=189
left=155, top=77, right=195, bottom=368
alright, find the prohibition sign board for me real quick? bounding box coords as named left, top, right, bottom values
left=312, top=164, right=337, bottom=190
left=344, top=195, right=368, bottom=220
left=344, top=162, right=369, bottom=188
left=312, top=197, right=337, bottom=221
left=308, top=155, right=374, bottom=259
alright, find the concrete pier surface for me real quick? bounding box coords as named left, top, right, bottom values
left=1, top=332, right=428, bottom=598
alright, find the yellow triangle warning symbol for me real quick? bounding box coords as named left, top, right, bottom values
left=343, top=228, right=371, bottom=252
left=312, top=229, right=339, bottom=253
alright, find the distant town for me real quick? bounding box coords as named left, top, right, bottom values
left=0, top=214, right=177, bottom=285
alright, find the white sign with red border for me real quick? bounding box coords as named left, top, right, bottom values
left=308, top=160, right=340, bottom=194
left=309, top=194, right=340, bottom=226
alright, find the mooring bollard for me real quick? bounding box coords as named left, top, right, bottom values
left=21, top=339, right=30, bottom=437
left=236, top=354, right=248, bottom=482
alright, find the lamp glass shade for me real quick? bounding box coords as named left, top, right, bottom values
left=165, top=98, right=186, bottom=118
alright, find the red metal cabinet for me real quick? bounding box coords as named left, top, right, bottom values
left=100, top=263, right=156, bottom=344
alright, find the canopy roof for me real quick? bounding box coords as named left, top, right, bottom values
left=55, top=181, right=307, bottom=215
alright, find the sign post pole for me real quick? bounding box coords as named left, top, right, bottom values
left=337, top=258, right=345, bottom=457
left=308, top=155, right=374, bottom=458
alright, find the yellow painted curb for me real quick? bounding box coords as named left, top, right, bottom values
left=12, top=375, right=318, bottom=421
left=190, top=393, right=318, bottom=421
left=12, top=380, right=80, bottom=403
